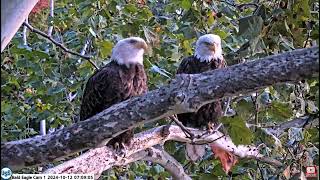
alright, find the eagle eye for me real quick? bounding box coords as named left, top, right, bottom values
left=129, top=39, right=138, bottom=44
left=203, top=42, right=211, bottom=45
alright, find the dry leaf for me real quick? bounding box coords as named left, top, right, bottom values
left=283, top=165, right=291, bottom=179
left=210, top=143, right=238, bottom=173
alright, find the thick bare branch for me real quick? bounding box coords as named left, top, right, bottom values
left=1, top=47, right=318, bottom=169
left=44, top=125, right=279, bottom=177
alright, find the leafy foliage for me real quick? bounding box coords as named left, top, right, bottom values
left=1, top=0, right=319, bottom=179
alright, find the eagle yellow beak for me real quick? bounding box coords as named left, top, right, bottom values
left=208, top=43, right=217, bottom=52
left=135, top=41, right=149, bottom=53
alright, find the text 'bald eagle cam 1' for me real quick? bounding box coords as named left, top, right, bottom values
left=176, top=34, right=237, bottom=172
left=80, top=37, right=148, bottom=150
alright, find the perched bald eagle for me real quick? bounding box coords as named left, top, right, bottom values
left=176, top=34, right=228, bottom=162
left=176, top=34, right=225, bottom=129
left=80, top=37, right=148, bottom=148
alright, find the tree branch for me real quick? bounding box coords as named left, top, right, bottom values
left=47, top=0, right=54, bottom=37
left=142, top=146, right=192, bottom=180
left=23, top=18, right=28, bottom=46
left=22, top=22, right=99, bottom=70
left=246, top=115, right=319, bottom=136
left=221, top=0, right=258, bottom=11
left=1, top=47, right=318, bottom=170
left=43, top=125, right=280, bottom=177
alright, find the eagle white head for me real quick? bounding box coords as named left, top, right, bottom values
left=111, top=37, right=148, bottom=66
left=194, top=34, right=223, bottom=62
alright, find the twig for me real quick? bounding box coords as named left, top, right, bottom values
left=47, top=0, right=54, bottom=37
left=77, top=37, right=92, bottom=63
left=237, top=3, right=259, bottom=10
left=246, top=116, right=318, bottom=130
left=250, top=92, right=259, bottom=131
left=23, top=18, right=28, bottom=45
left=22, top=22, right=99, bottom=70
left=254, top=156, right=283, bottom=167
left=198, top=122, right=223, bottom=139
left=220, top=1, right=259, bottom=11
left=304, top=30, right=311, bottom=48
left=223, top=97, right=232, bottom=116
left=169, top=115, right=194, bottom=139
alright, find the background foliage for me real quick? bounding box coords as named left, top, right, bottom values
left=1, top=0, right=319, bottom=179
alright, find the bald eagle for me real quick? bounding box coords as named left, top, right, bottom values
left=176, top=34, right=226, bottom=162
left=80, top=37, right=148, bottom=149
left=176, top=34, right=225, bottom=129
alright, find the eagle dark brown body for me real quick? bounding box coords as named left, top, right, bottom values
left=176, top=56, right=225, bottom=129
left=80, top=61, right=148, bottom=146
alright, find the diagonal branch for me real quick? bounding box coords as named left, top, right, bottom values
left=22, top=22, right=99, bottom=70
left=142, top=145, right=192, bottom=180
left=1, top=47, right=318, bottom=170
left=43, top=125, right=280, bottom=177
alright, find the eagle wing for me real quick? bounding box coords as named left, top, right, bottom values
left=80, top=64, right=121, bottom=121
left=80, top=62, right=148, bottom=121
left=177, top=56, right=199, bottom=74
left=176, top=56, right=224, bottom=128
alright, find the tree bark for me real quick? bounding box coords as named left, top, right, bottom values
left=1, top=0, right=39, bottom=52
left=43, top=125, right=267, bottom=177
left=43, top=116, right=318, bottom=177
left=1, top=47, right=319, bottom=170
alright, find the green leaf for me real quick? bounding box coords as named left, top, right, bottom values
left=213, top=29, right=228, bottom=40
left=16, top=59, right=31, bottom=68
left=221, top=116, right=254, bottom=145
left=47, top=85, right=66, bottom=95
left=234, top=98, right=254, bottom=119
left=254, top=4, right=267, bottom=20
left=268, top=101, right=293, bottom=121
left=173, top=145, right=187, bottom=163
left=124, top=4, right=138, bottom=14
left=200, top=173, right=218, bottom=180
left=99, top=40, right=113, bottom=58
left=1, top=101, right=11, bottom=113
left=32, top=50, right=50, bottom=59
left=293, top=0, right=311, bottom=19
left=181, top=0, right=192, bottom=10
left=238, top=15, right=263, bottom=40
left=140, top=8, right=153, bottom=19
left=211, top=161, right=226, bottom=176
left=207, top=12, right=215, bottom=26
